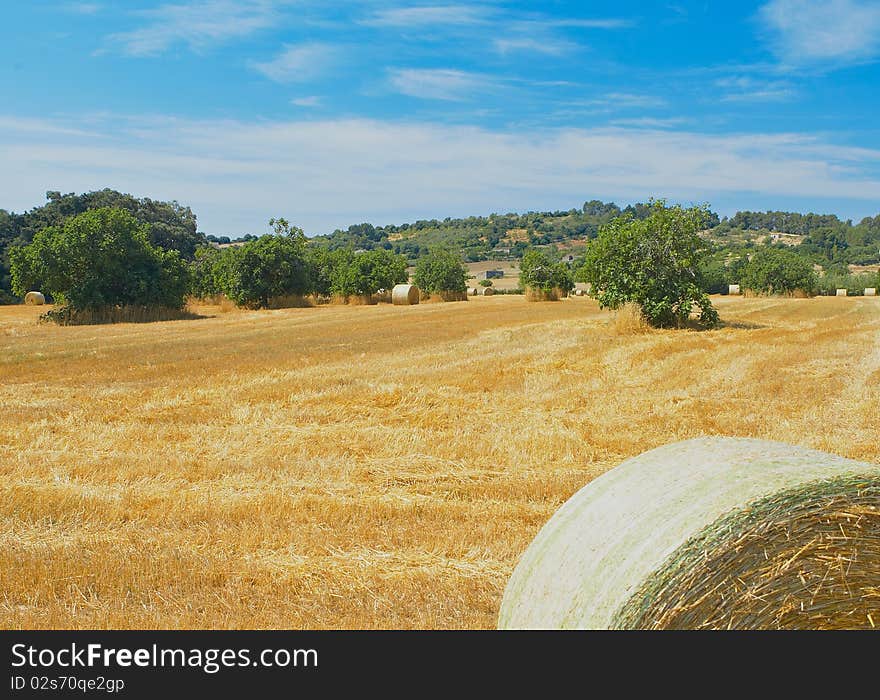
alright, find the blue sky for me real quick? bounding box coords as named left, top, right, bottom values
left=2, top=1, right=880, bottom=236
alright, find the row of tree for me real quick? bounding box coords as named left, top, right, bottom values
left=10, top=208, right=472, bottom=313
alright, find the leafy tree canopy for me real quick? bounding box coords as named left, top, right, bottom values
left=10, top=207, right=189, bottom=310
left=519, top=248, right=574, bottom=293
left=578, top=200, right=719, bottom=328
left=739, top=247, right=818, bottom=295
left=412, top=249, right=467, bottom=293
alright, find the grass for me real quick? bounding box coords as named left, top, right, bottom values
left=1, top=295, right=878, bottom=629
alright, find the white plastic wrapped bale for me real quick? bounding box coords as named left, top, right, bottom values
left=499, top=437, right=880, bottom=630
left=391, top=284, right=420, bottom=305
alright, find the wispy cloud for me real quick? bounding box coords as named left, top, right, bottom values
left=65, top=2, right=102, bottom=14
left=611, top=117, right=688, bottom=129
left=361, top=5, right=490, bottom=28
left=494, top=37, right=576, bottom=56
left=251, top=43, right=336, bottom=83
left=716, top=75, right=796, bottom=102
left=588, top=93, right=668, bottom=109
left=108, top=0, right=279, bottom=57
left=291, top=95, right=322, bottom=107
left=758, top=0, right=880, bottom=67
left=388, top=68, right=488, bottom=101
left=4, top=113, right=878, bottom=235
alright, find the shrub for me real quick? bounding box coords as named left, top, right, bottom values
left=578, top=201, right=718, bottom=328
left=478, top=279, right=493, bottom=288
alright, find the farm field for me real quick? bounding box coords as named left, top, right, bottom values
left=1, top=295, right=878, bottom=629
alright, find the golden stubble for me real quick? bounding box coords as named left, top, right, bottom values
left=0, top=295, right=877, bottom=628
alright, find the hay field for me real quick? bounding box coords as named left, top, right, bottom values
left=1, top=295, right=878, bottom=629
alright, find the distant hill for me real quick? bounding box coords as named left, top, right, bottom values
left=313, top=202, right=880, bottom=271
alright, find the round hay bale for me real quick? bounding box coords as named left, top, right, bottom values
left=575, top=289, right=584, bottom=296
left=836, top=288, right=848, bottom=297
left=391, top=284, right=420, bottom=305
left=468, top=287, right=479, bottom=296
left=24, top=291, right=46, bottom=306
left=499, top=437, right=880, bottom=630
left=865, top=288, right=876, bottom=296
left=480, top=286, right=495, bottom=296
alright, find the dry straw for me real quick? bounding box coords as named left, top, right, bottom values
left=24, top=291, right=45, bottom=305
left=391, top=284, right=420, bottom=305
left=610, top=302, right=650, bottom=335
left=499, top=437, right=880, bottom=630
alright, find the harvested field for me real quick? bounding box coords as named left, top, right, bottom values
left=0, top=295, right=878, bottom=629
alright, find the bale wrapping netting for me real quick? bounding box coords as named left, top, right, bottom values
left=24, top=291, right=46, bottom=306
left=391, top=284, right=420, bottom=305
left=499, top=437, right=880, bottom=630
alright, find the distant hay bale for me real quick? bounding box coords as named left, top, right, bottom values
left=24, top=291, right=46, bottom=306
left=480, top=286, right=495, bottom=296
left=499, top=437, right=880, bottom=630
left=728, top=284, right=741, bottom=295
left=525, top=287, right=560, bottom=302
left=467, top=287, right=479, bottom=296
left=836, top=288, right=848, bottom=297
left=391, top=284, right=420, bottom=305
left=865, top=288, right=877, bottom=297
left=574, top=289, right=584, bottom=296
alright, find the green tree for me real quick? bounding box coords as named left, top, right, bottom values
left=519, top=248, right=573, bottom=294
left=578, top=201, right=718, bottom=328
left=215, top=232, right=311, bottom=308
left=739, top=247, right=817, bottom=295
left=10, top=207, right=189, bottom=309
left=413, top=249, right=467, bottom=293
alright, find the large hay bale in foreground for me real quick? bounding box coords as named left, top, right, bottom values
left=499, top=437, right=880, bottom=630
left=391, top=284, right=420, bottom=305
left=24, top=291, right=46, bottom=306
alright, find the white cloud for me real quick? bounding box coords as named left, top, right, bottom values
left=108, top=0, right=279, bottom=57
left=716, top=76, right=796, bottom=102
left=291, top=96, right=322, bottom=107
left=388, top=68, right=487, bottom=101
left=65, top=2, right=102, bottom=14
left=251, top=43, right=336, bottom=83
left=2, top=113, right=879, bottom=236
left=494, top=37, right=575, bottom=56
left=361, top=5, right=490, bottom=28
left=759, top=0, right=880, bottom=67
left=585, top=93, right=668, bottom=109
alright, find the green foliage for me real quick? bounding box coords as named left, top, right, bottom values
left=739, top=247, right=817, bottom=295
left=579, top=201, right=718, bottom=328
left=814, top=268, right=876, bottom=296
left=519, top=248, right=574, bottom=293
left=412, top=249, right=467, bottom=293
left=10, top=207, right=189, bottom=310
left=212, top=232, right=311, bottom=308
left=1, top=189, right=205, bottom=303
left=478, top=279, right=493, bottom=288
left=326, top=248, right=408, bottom=297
